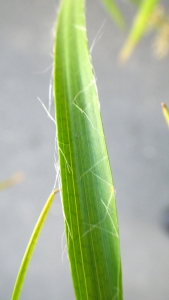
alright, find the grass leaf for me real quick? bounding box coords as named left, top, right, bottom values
left=53, top=0, right=122, bottom=299
left=11, top=189, right=59, bottom=300
left=119, top=0, right=158, bottom=62
left=99, top=0, right=125, bottom=28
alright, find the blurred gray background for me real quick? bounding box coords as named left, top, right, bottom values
left=1, top=0, right=169, bottom=299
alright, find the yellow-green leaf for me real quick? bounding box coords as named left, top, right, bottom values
left=11, top=189, right=59, bottom=300
left=120, top=0, right=158, bottom=62
left=162, top=102, right=169, bottom=127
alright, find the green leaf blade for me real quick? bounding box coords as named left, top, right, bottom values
left=53, top=0, right=122, bottom=299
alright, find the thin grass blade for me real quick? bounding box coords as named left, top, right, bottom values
left=99, top=0, right=125, bottom=28
left=11, top=189, right=59, bottom=300
left=119, top=0, right=158, bottom=62
left=53, top=0, right=122, bottom=299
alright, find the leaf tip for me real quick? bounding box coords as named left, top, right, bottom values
left=53, top=188, right=60, bottom=195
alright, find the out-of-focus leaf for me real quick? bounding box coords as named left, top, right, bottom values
left=149, top=5, right=169, bottom=59
left=0, top=172, right=24, bottom=191
left=119, top=0, right=158, bottom=62
left=11, top=189, right=59, bottom=300
left=100, top=0, right=125, bottom=28
left=53, top=0, right=122, bottom=299
left=162, top=103, right=169, bottom=127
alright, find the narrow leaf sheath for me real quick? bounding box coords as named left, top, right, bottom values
left=53, top=0, right=123, bottom=299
